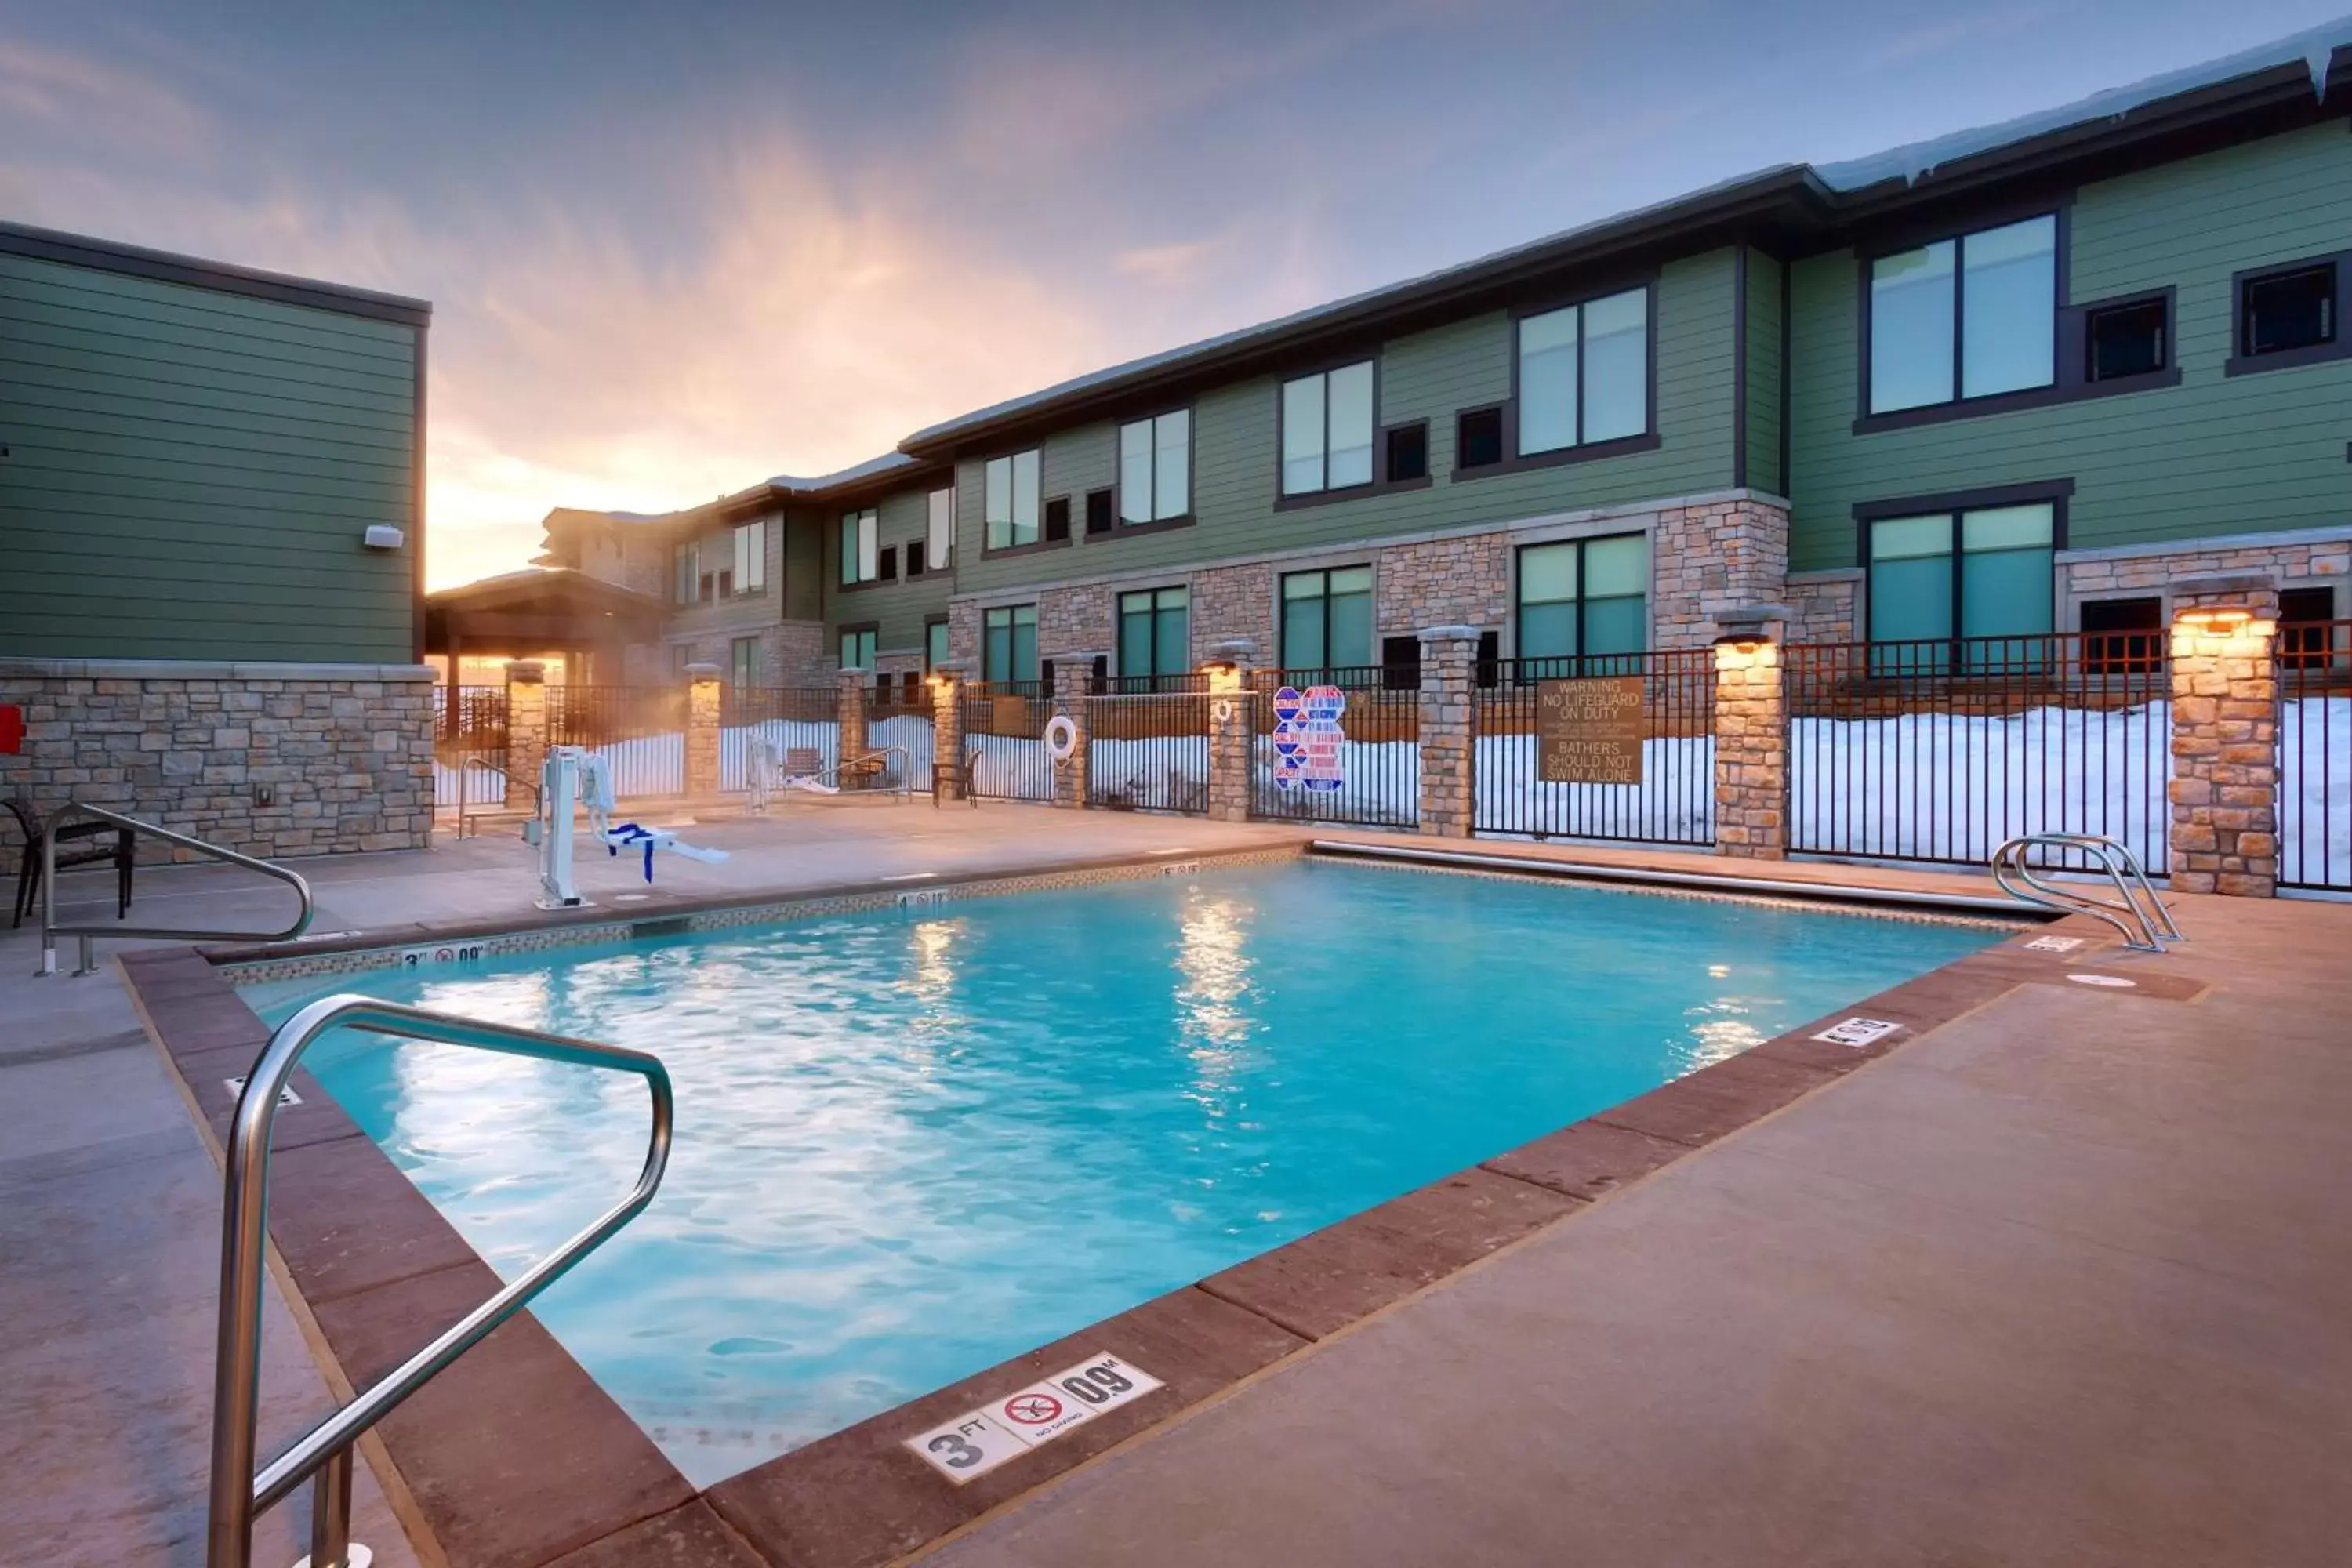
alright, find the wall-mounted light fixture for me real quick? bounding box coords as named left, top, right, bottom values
left=363, top=524, right=406, bottom=550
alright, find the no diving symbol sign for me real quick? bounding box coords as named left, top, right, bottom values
left=906, top=1352, right=1166, bottom=1484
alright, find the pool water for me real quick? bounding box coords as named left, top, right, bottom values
left=253, top=861, right=1998, bottom=1486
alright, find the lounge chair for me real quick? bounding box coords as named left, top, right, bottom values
left=6, top=795, right=136, bottom=929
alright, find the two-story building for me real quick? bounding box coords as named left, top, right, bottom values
left=535, top=24, right=2351, bottom=695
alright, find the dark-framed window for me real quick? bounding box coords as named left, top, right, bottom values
left=1456, top=406, right=1504, bottom=470
left=982, top=604, right=1037, bottom=683
left=2228, top=253, right=2348, bottom=376
left=984, top=450, right=1041, bottom=549
left=1867, top=214, right=2057, bottom=415
left=1385, top=421, right=1428, bottom=483
left=1516, top=285, right=1650, bottom=453
left=877, top=544, right=897, bottom=582
left=924, top=617, right=950, bottom=672
left=838, top=626, right=877, bottom=672
left=927, top=486, right=955, bottom=570
left=2281, top=586, right=2343, bottom=669
left=1279, top=565, right=1372, bottom=669
left=2085, top=296, right=2167, bottom=383
left=839, top=508, right=878, bottom=586
left=729, top=635, right=759, bottom=688
left=1044, top=495, right=1071, bottom=542
left=1084, top=488, right=1114, bottom=535
left=671, top=541, right=699, bottom=605
left=1119, top=410, right=1191, bottom=523
left=1279, top=361, right=1374, bottom=495
left=730, top=522, right=765, bottom=595
left=1864, top=500, right=2057, bottom=648
left=1116, top=586, right=1190, bottom=686
left=906, top=539, right=925, bottom=576
left=1515, top=533, right=1650, bottom=667
left=1380, top=634, right=1421, bottom=691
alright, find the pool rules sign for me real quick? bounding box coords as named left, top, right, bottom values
left=1536, top=676, right=1645, bottom=784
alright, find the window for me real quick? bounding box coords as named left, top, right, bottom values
left=672, top=542, right=699, bottom=605
left=1515, top=534, right=1650, bottom=666
left=670, top=644, right=692, bottom=676
left=926, top=619, right=950, bottom=671
left=1280, top=362, right=1374, bottom=495
left=1279, top=566, right=1373, bottom=670
left=1456, top=407, right=1504, bottom=470
left=1117, top=586, right=1190, bottom=686
left=1866, top=503, right=2056, bottom=646
left=985, top=451, right=1041, bottom=549
left=1517, top=285, right=1650, bottom=453
left=1385, top=423, right=1428, bottom=484
left=982, top=604, right=1038, bottom=683
left=1119, top=411, right=1191, bottom=523
left=1044, top=496, right=1071, bottom=543
left=927, top=486, right=955, bottom=571
left=839, top=627, right=876, bottom=671
left=840, top=508, right=879, bottom=586
left=2281, top=586, right=2341, bottom=669
left=877, top=544, right=897, bottom=583
left=1868, top=215, right=2056, bottom=413
left=1381, top=634, right=1421, bottom=691
left=906, top=539, right=925, bottom=577
left=2085, top=297, right=2166, bottom=382
left=730, top=636, right=759, bottom=688
left=2241, top=263, right=2335, bottom=357
left=1085, top=488, right=1114, bottom=535
left=731, top=522, right=765, bottom=593
left=2080, top=597, right=2161, bottom=674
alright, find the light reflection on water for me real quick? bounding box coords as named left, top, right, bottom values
left=269, top=862, right=1996, bottom=1488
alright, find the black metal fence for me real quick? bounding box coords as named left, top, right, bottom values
left=718, top=687, right=838, bottom=793
left=1786, top=633, right=2170, bottom=869
left=1088, top=677, right=1210, bottom=814
left=961, top=681, right=1056, bottom=801
left=1472, top=650, right=1715, bottom=844
left=547, top=684, right=688, bottom=797
left=432, top=685, right=507, bottom=810
left=2281, top=619, right=2350, bottom=892
left=1247, top=666, right=1418, bottom=829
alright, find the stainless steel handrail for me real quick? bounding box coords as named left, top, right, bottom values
left=455, top=756, right=539, bottom=840
left=1991, top=833, right=2183, bottom=953
left=208, top=995, right=673, bottom=1568
left=39, top=803, right=314, bottom=977
left=782, top=744, right=914, bottom=800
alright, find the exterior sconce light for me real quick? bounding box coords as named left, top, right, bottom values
left=1711, top=632, right=1775, bottom=670
left=2176, top=606, right=2252, bottom=632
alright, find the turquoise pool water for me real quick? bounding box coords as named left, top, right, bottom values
left=252, top=861, right=1998, bottom=1486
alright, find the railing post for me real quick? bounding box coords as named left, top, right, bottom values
left=684, top=663, right=723, bottom=799
left=2169, top=577, right=2281, bottom=897
left=308, top=1446, right=354, bottom=1568
left=1416, top=626, right=1479, bottom=838
left=930, top=662, right=969, bottom=801
left=1712, top=606, right=1791, bottom=859
left=837, top=666, right=869, bottom=783
left=1054, top=661, right=1095, bottom=810
left=504, top=660, right=548, bottom=809
left=1203, top=641, right=1255, bottom=823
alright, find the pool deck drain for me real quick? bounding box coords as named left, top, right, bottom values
left=16, top=808, right=2345, bottom=1568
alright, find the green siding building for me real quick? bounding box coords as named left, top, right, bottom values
left=537, top=25, right=2350, bottom=689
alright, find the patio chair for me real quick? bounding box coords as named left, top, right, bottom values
left=5, top=795, right=136, bottom=930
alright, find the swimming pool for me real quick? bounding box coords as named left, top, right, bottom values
left=249, top=860, right=1998, bottom=1486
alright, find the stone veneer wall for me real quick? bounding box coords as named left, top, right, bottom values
left=1784, top=572, right=1860, bottom=644
left=1651, top=499, right=1791, bottom=649
left=1189, top=561, right=1276, bottom=667
left=0, top=662, right=436, bottom=866
left=657, top=624, right=829, bottom=686
left=2063, top=533, right=2350, bottom=613
left=1377, top=535, right=1509, bottom=641
left=1036, top=583, right=1112, bottom=666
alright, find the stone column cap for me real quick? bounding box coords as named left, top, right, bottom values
left=1205, top=638, right=1258, bottom=666
left=684, top=662, right=723, bottom=678
left=1416, top=624, right=1483, bottom=643
left=1713, top=604, right=1792, bottom=637
left=930, top=659, right=971, bottom=677
left=2170, top=572, right=2277, bottom=598
left=837, top=663, right=871, bottom=677
left=503, top=659, right=547, bottom=683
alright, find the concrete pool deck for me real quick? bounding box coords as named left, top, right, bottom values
left=4, top=802, right=2347, bottom=1566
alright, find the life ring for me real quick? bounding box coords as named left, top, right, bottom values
left=1043, top=713, right=1080, bottom=761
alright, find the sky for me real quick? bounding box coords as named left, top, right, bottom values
left=2, top=0, right=2345, bottom=590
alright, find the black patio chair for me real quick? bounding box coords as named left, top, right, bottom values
left=5, top=797, right=136, bottom=930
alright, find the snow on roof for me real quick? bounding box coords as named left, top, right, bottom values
left=1817, top=15, right=2351, bottom=192
left=766, top=451, right=923, bottom=492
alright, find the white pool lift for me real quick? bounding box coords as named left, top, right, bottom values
left=535, top=746, right=728, bottom=909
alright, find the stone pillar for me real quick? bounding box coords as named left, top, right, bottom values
left=837, top=667, right=869, bottom=782
left=1416, top=626, right=1479, bottom=838
left=931, top=660, right=969, bottom=800
left=1203, top=639, right=1257, bottom=823
left=1711, top=606, right=1791, bottom=859
left=1053, top=660, right=1096, bottom=809
left=2169, top=575, right=2281, bottom=897
left=503, top=659, right=547, bottom=804
left=685, top=662, right=723, bottom=799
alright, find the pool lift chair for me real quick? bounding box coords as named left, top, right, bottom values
left=1989, top=833, right=2183, bottom=953
left=534, top=746, right=728, bottom=909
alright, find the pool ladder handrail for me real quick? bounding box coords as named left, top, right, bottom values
left=1990, top=833, right=2184, bottom=953
left=207, top=996, right=673, bottom=1568
left=38, top=801, right=314, bottom=977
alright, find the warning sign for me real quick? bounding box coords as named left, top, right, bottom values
left=1272, top=685, right=1347, bottom=793
left=905, top=1352, right=1166, bottom=1483
left=1810, top=1017, right=1903, bottom=1048
left=1536, top=676, right=1646, bottom=784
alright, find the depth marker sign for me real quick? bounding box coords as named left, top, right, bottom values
left=906, top=1352, right=1164, bottom=1483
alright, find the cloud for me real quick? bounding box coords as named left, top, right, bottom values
left=0, top=38, right=212, bottom=158
left=1864, top=8, right=2044, bottom=67
left=1113, top=238, right=1222, bottom=285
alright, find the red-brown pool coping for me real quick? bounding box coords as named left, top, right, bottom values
left=120, top=855, right=2176, bottom=1568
